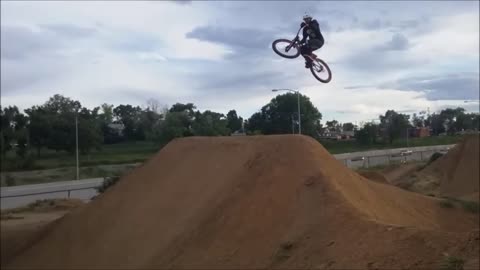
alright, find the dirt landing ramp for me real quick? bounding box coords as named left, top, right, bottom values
left=4, top=135, right=478, bottom=269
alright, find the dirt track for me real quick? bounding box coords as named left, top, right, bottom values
left=421, top=134, right=479, bottom=199
left=2, top=135, right=479, bottom=269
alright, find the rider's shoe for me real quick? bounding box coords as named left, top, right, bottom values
left=305, top=61, right=312, bottom=69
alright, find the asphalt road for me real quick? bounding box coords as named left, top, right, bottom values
left=1, top=178, right=103, bottom=210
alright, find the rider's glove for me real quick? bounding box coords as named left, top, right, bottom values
left=300, top=22, right=307, bottom=28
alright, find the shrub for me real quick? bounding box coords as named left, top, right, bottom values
left=428, top=152, right=444, bottom=165
left=460, top=200, right=479, bottom=213
left=441, top=256, right=464, bottom=270
left=96, top=176, right=121, bottom=193
left=439, top=199, right=454, bottom=208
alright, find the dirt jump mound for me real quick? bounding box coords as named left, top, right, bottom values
left=421, top=134, right=479, bottom=200
left=3, top=135, right=479, bottom=269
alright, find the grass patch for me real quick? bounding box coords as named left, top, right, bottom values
left=439, top=199, right=455, bottom=208
left=96, top=176, right=122, bottom=194
left=438, top=197, right=479, bottom=214
left=441, top=256, right=464, bottom=270
left=459, top=200, right=479, bottom=213
left=1, top=141, right=160, bottom=172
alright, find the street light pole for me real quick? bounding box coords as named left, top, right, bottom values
left=75, top=114, right=79, bottom=180
left=272, top=88, right=302, bottom=135
left=297, top=91, right=301, bottom=135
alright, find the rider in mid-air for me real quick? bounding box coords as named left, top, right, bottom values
left=299, top=14, right=324, bottom=69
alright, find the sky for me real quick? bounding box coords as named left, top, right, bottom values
left=1, top=0, right=479, bottom=124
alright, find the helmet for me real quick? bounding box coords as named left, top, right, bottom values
left=303, top=13, right=312, bottom=22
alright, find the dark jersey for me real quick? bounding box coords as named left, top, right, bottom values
left=301, top=19, right=324, bottom=43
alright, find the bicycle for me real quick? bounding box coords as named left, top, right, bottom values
left=272, top=26, right=332, bottom=83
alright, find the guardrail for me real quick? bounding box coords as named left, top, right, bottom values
left=1, top=186, right=98, bottom=199
left=338, top=147, right=451, bottom=169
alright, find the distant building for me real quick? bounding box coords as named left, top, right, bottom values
left=319, top=129, right=355, bottom=140
left=410, top=127, right=430, bottom=137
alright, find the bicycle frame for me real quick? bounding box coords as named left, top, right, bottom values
left=285, top=26, right=304, bottom=52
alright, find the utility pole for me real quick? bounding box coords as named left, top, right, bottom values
left=75, top=114, right=79, bottom=180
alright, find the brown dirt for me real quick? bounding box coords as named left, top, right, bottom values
left=1, top=199, right=85, bottom=217
left=357, top=171, right=389, bottom=184
left=2, top=135, right=479, bottom=269
left=418, top=135, right=479, bottom=200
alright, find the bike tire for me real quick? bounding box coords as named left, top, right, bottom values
left=310, top=58, right=332, bottom=83
left=272, top=39, right=301, bottom=59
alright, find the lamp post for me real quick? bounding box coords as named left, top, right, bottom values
left=75, top=113, right=79, bottom=180
left=272, top=88, right=301, bottom=134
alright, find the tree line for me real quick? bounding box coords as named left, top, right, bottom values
left=354, top=108, right=480, bottom=145
left=1, top=93, right=479, bottom=164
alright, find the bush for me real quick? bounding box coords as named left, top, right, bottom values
left=96, top=176, right=121, bottom=193
left=428, top=152, right=444, bottom=165
left=460, top=200, right=479, bottom=213
left=441, top=256, right=464, bottom=270
left=439, top=199, right=454, bottom=208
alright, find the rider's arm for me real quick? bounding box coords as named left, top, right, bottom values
left=300, top=27, right=308, bottom=44
left=310, top=20, right=320, bottom=33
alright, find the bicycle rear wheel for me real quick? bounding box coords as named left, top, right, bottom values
left=310, top=58, right=332, bottom=83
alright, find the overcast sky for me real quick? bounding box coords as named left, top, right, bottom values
left=1, top=1, right=479, bottom=124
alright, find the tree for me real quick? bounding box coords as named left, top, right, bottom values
left=169, top=103, right=196, bottom=116
left=145, top=98, right=162, bottom=114
left=355, top=123, right=379, bottom=145
left=0, top=106, right=28, bottom=158
left=440, top=107, right=465, bottom=135
left=113, top=104, right=143, bottom=140
left=246, top=93, right=322, bottom=137
left=412, top=113, right=425, bottom=128
left=379, top=110, right=411, bottom=144
left=25, top=106, right=51, bottom=157
left=192, top=111, right=230, bottom=136
left=326, top=120, right=341, bottom=132
left=99, top=103, right=114, bottom=124
left=26, top=95, right=103, bottom=155
left=342, top=122, right=355, bottom=132
left=428, top=113, right=445, bottom=136
left=226, top=110, right=243, bottom=133
left=154, top=111, right=192, bottom=144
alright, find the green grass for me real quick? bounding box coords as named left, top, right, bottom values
left=439, top=199, right=455, bottom=208
left=438, top=197, right=479, bottom=214
left=441, top=256, right=465, bottom=270
left=321, top=135, right=462, bottom=154
left=1, top=141, right=160, bottom=172
left=459, top=200, right=479, bottom=213
left=0, top=163, right=140, bottom=187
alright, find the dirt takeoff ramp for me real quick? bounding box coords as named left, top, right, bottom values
left=422, top=134, right=480, bottom=200
left=4, top=135, right=479, bottom=269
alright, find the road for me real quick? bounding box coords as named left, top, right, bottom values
left=1, top=178, right=103, bottom=210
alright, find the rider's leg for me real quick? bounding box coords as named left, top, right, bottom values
left=300, top=45, right=313, bottom=68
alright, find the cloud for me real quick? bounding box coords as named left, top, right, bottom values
left=1, top=0, right=478, bottom=123
left=383, top=72, right=480, bottom=101
left=378, top=33, right=409, bottom=50
left=40, top=23, right=97, bottom=38
left=186, top=26, right=275, bottom=51
left=168, top=0, right=192, bottom=5
left=362, top=19, right=392, bottom=30
left=1, top=25, right=57, bottom=59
